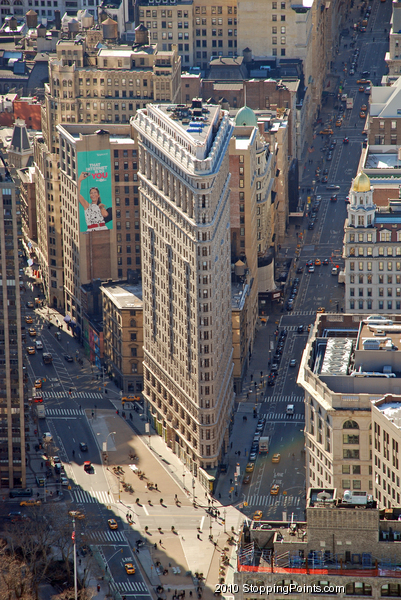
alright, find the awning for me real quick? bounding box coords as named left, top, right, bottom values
left=64, top=315, right=71, bottom=323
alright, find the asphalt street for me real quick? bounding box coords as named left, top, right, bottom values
left=229, top=0, right=393, bottom=523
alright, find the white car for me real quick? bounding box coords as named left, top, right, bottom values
left=42, top=432, right=53, bottom=443
left=60, top=476, right=69, bottom=486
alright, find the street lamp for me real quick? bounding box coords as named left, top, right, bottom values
left=71, top=514, right=78, bottom=600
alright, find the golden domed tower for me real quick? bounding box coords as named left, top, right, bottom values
left=348, top=170, right=375, bottom=228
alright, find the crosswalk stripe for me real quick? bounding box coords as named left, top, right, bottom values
left=46, top=408, right=83, bottom=416
left=110, top=581, right=149, bottom=593
left=72, top=489, right=112, bottom=504
left=264, top=395, right=304, bottom=403
left=88, top=530, right=126, bottom=543
left=246, top=494, right=301, bottom=507
left=42, top=391, right=104, bottom=399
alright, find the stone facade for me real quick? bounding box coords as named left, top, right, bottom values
left=132, top=101, right=234, bottom=489
left=0, top=167, right=26, bottom=489
left=101, top=281, right=144, bottom=394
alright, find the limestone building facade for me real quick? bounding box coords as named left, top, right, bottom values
left=132, top=100, right=234, bottom=489
left=343, top=171, right=401, bottom=314
left=0, top=165, right=26, bottom=489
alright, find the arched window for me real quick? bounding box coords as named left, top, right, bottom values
left=343, top=420, right=359, bottom=429
left=382, top=583, right=401, bottom=597
left=311, top=582, right=337, bottom=595
left=276, top=580, right=300, bottom=592
left=346, top=582, right=372, bottom=596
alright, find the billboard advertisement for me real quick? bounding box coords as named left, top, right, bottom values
left=77, top=150, right=113, bottom=234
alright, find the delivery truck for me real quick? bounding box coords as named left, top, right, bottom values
left=346, top=97, right=354, bottom=109
left=259, top=436, right=269, bottom=454
left=36, top=404, right=45, bottom=419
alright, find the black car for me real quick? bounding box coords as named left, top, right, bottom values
left=296, top=266, right=304, bottom=274
left=64, top=354, right=74, bottom=362
left=79, top=442, right=88, bottom=452
left=362, top=70, right=370, bottom=78
left=280, top=329, right=287, bottom=337
left=298, top=325, right=304, bottom=333
left=308, top=222, right=315, bottom=230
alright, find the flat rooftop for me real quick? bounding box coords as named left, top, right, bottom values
left=156, top=102, right=220, bottom=146
left=365, top=152, right=400, bottom=169
left=231, top=281, right=249, bottom=310
left=101, top=282, right=143, bottom=309
left=374, top=395, right=401, bottom=428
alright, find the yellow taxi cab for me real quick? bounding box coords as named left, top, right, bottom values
left=360, top=111, right=366, bottom=119
left=34, top=379, right=42, bottom=389
left=20, top=498, right=41, bottom=507
left=124, top=563, right=136, bottom=575
left=245, top=462, right=255, bottom=473
left=307, top=324, right=312, bottom=332
left=315, top=259, right=321, bottom=266
left=272, top=454, right=281, bottom=464
left=27, top=347, right=35, bottom=355
left=317, top=307, right=326, bottom=313
left=108, top=518, right=118, bottom=530
left=335, top=119, right=342, bottom=127
left=357, top=78, right=370, bottom=84
left=359, top=86, right=365, bottom=92
left=25, top=316, right=33, bottom=324
left=361, top=104, right=367, bottom=111
left=270, top=484, right=280, bottom=495
left=319, top=128, right=333, bottom=135
left=253, top=510, right=263, bottom=521
left=69, top=510, right=85, bottom=520
left=28, top=328, right=37, bottom=337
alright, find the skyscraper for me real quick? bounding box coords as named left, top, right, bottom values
left=133, top=100, right=234, bottom=487
left=0, top=162, right=26, bottom=489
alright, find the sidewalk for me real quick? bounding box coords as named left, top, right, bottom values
left=86, top=408, right=241, bottom=600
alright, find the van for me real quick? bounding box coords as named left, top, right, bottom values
left=286, top=404, right=295, bottom=415
left=331, top=267, right=339, bottom=276
left=35, top=340, right=43, bottom=350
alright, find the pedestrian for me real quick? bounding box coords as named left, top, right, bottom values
left=155, top=483, right=158, bottom=491
left=130, top=412, right=132, bottom=420
left=79, top=559, right=81, bottom=565
left=97, top=584, right=101, bottom=592
left=79, top=405, right=81, bottom=410
left=230, top=442, right=233, bottom=449
left=218, top=493, right=221, bottom=499
left=197, top=533, right=201, bottom=540
left=154, top=543, right=157, bottom=549
left=230, top=478, right=233, bottom=484
left=238, top=450, right=241, bottom=457
left=41, top=461, right=43, bottom=468
left=159, top=539, right=162, bottom=545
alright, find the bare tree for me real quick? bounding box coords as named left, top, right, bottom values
left=0, top=540, right=35, bottom=600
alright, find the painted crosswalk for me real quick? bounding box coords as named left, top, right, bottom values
left=246, top=494, right=301, bottom=507
left=46, top=408, right=84, bottom=417
left=265, top=395, right=304, bottom=404
left=259, top=412, right=304, bottom=421
left=43, top=391, right=104, bottom=399
left=72, top=489, right=113, bottom=504
left=285, top=310, right=317, bottom=316
left=110, top=580, right=150, bottom=594
left=87, top=530, right=127, bottom=543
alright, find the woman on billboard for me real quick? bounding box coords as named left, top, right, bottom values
left=78, top=171, right=112, bottom=232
